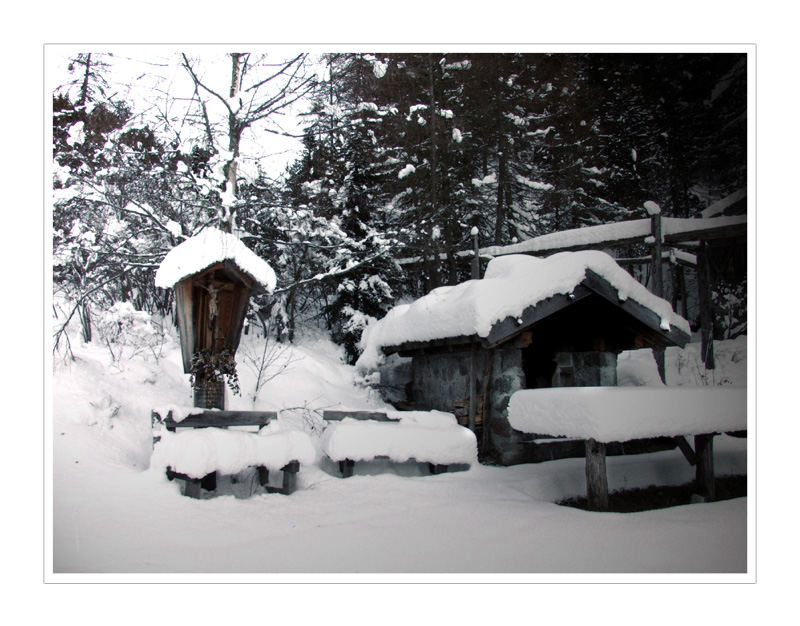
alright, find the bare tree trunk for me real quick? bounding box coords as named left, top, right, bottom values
left=222, top=53, right=243, bottom=234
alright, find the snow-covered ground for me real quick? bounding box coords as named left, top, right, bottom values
left=48, top=319, right=750, bottom=578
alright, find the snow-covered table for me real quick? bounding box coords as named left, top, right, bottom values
left=508, top=387, right=747, bottom=510
left=320, top=410, right=478, bottom=477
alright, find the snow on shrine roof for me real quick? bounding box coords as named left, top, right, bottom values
left=155, top=227, right=277, bottom=292
left=358, top=251, right=690, bottom=370
left=507, top=387, right=746, bottom=443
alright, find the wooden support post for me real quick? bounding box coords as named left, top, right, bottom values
left=471, top=228, right=480, bottom=280
left=281, top=461, right=300, bottom=495
left=428, top=463, right=448, bottom=475
left=694, top=434, right=715, bottom=501
left=696, top=242, right=716, bottom=370
left=653, top=346, right=667, bottom=385
left=183, top=479, right=202, bottom=499
left=468, top=341, right=477, bottom=432
left=585, top=438, right=609, bottom=511
left=339, top=459, right=355, bottom=478
left=479, top=348, right=495, bottom=457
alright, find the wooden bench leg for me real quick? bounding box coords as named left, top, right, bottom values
left=428, top=463, right=448, bottom=475
left=339, top=459, right=355, bottom=478
left=200, top=471, right=217, bottom=492
left=585, top=438, right=609, bottom=511
left=695, top=434, right=715, bottom=501
left=257, top=466, right=269, bottom=487
left=282, top=461, right=300, bottom=494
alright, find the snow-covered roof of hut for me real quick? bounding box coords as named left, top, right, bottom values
left=155, top=227, right=276, bottom=292
left=358, top=251, right=690, bottom=370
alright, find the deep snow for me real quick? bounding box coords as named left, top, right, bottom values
left=49, top=315, right=749, bottom=577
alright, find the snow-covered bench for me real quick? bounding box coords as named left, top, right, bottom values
left=151, top=408, right=314, bottom=497
left=321, top=409, right=478, bottom=478
left=508, top=387, right=747, bottom=510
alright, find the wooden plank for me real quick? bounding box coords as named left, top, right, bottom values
left=155, top=409, right=278, bottom=431
left=227, top=284, right=252, bottom=353
left=323, top=410, right=392, bottom=422
left=176, top=279, right=195, bottom=373
left=385, top=334, right=475, bottom=357
left=585, top=438, right=609, bottom=511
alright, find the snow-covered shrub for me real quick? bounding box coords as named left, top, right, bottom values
left=95, top=301, right=169, bottom=367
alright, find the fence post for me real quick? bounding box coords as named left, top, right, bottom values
left=647, top=204, right=663, bottom=298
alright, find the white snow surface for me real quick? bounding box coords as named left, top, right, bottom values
left=480, top=219, right=652, bottom=256
left=50, top=322, right=748, bottom=575
left=644, top=200, right=662, bottom=216
left=358, top=252, right=689, bottom=370
left=151, top=426, right=316, bottom=478
left=508, top=386, right=746, bottom=443
left=321, top=411, right=477, bottom=464
left=154, top=226, right=277, bottom=292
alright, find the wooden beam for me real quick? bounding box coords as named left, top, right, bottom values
left=323, top=410, right=392, bottom=422
left=384, top=334, right=475, bottom=357
left=674, top=436, right=697, bottom=465
left=154, top=409, right=278, bottom=431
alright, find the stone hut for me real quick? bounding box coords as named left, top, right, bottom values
left=359, top=252, right=691, bottom=465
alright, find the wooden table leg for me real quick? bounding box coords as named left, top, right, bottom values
left=585, top=438, right=609, bottom=511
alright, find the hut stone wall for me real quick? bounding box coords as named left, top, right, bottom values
left=398, top=347, right=622, bottom=465
left=404, top=346, right=528, bottom=464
